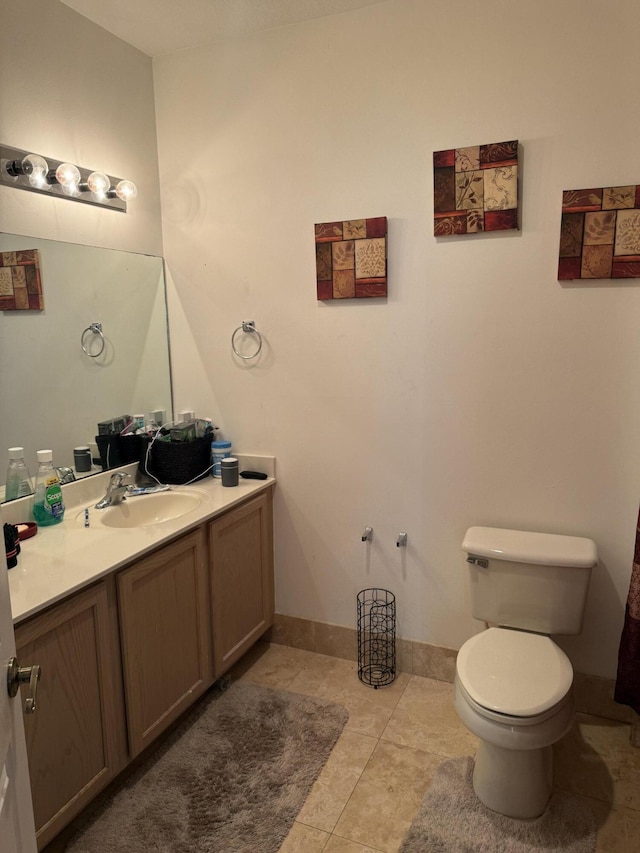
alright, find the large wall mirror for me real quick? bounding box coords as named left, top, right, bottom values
left=0, top=233, right=173, bottom=501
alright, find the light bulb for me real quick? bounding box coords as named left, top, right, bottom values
left=55, top=162, right=81, bottom=188
left=86, top=171, right=110, bottom=195
left=22, top=154, right=49, bottom=186
left=5, top=154, right=49, bottom=187
left=114, top=180, right=137, bottom=201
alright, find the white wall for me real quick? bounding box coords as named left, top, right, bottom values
left=154, top=0, right=640, bottom=679
left=0, top=0, right=162, bottom=255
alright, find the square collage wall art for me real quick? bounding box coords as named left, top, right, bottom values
left=0, top=249, right=43, bottom=310
left=315, top=217, right=387, bottom=300
left=558, top=185, right=640, bottom=280
left=433, top=140, right=519, bottom=236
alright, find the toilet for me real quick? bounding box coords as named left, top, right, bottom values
left=454, top=525, right=598, bottom=819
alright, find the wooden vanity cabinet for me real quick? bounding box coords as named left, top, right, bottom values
left=14, top=486, right=273, bottom=849
left=116, top=526, right=214, bottom=757
left=209, top=488, right=274, bottom=676
left=14, top=578, right=127, bottom=850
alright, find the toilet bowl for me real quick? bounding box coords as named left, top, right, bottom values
left=454, top=627, right=575, bottom=818
left=455, top=526, right=596, bottom=819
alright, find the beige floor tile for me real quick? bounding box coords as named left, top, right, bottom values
left=234, top=641, right=318, bottom=689
left=279, top=821, right=330, bottom=852
left=381, top=674, right=479, bottom=758
left=333, top=740, right=443, bottom=853
left=555, top=714, right=640, bottom=810
left=324, top=836, right=385, bottom=853
left=288, top=654, right=411, bottom=738
left=594, top=797, right=640, bottom=851
left=297, top=730, right=378, bottom=832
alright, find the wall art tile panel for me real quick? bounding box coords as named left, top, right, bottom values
left=315, top=217, right=387, bottom=299
left=558, top=185, right=640, bottom=280
left=0, top=249, right=43, bottom=310
left=433, top=140, right=519, bottom=236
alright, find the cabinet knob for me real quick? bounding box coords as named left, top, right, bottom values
left=7, top=657, right=41, bottom=714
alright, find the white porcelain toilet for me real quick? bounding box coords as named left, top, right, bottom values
left=454, top=526, right=598, bottom=819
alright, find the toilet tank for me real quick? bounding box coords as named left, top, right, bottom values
left=462, top=526, right=598, bottom=635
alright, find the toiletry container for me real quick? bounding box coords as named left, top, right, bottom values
left=211, top=440, right=232, bottom=478
left=5, top=447, right=34, bottom=500
left=73, top=446, right=92, bottom=473
left=221, top=457, right=239, bottom=487
left=33, top=449, right=65, bottom=525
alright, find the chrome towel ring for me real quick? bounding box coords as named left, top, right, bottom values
left=231, top=320, right=263, bottom=360
left=81, top=322, right=105, bottom=357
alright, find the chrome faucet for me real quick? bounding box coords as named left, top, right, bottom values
left=95, top=471, right=132, bottom=509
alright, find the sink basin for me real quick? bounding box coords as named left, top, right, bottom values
left=77, top=490, right=203, bottom=529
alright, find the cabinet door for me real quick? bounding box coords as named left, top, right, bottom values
left=117, top=528, right=213, bottom=757
left=14, top=579, right=126, bottom=850
left=209, top=489, right=274, bottom=676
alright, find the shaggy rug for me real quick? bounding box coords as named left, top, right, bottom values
left=65, top=681, right=348, bottom=853
left=400, top=756, right=597, bottom=853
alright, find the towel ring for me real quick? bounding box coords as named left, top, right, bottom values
left=231, top=320, right=263, bottom=360
left=81, top=322, right=105, bottom=358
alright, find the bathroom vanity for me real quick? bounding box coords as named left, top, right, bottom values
left=6, top=467, right=275, bottom=849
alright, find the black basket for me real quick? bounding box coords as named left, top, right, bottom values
left=138, top=435, right=212, bottom=485
left=95, top=434, right=146, bottom=470
left=357, top=588, right=396, bottom=688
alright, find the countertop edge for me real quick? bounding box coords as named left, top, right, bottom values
left=9, top=476, right=275, bottom=626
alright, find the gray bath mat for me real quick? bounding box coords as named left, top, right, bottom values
left=400, top=755, right=597, bottom=853
left=64, top=680, right=348, bottom=852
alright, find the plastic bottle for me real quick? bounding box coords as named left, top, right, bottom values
left=33, top=449, right=65, bottom=526
left=5, top=447, right=34, bottom=501
left=211, top=440, right=232, bottom=478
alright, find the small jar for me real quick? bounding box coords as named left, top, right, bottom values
left=211, top=440, right=232, bottom=478
left=73, top=446, right=92, bottom=473
left=221, top=457, right=239, bottom=487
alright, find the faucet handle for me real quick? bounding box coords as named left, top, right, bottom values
left=109, top=471, right=131, bottom=486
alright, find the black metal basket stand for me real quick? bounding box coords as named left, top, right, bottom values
left=357, top=588, right=396, bottom=688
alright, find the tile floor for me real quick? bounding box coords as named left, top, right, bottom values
left=230, top=642, right=640, bottom=853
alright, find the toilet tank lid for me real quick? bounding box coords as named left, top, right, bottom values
left=462, top=526, right=597, bottom=568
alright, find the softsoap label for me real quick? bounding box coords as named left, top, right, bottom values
left=44, top=479, right=64, bottom=518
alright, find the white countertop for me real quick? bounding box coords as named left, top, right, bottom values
left=6, top=456, right=275, bottom=625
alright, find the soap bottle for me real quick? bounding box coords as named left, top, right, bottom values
left=33, top=449, right=65, bottom=526
left=5, top=447, right=34, bottom=501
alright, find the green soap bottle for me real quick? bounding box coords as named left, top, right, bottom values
left=33, top=449, right=65, bottom=526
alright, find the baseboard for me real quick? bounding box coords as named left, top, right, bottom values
left=267, top=613, right=633, bottom=724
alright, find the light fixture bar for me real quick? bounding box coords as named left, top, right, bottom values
left=0, top=144, right=135, bottom=212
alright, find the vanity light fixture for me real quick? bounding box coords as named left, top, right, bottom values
left=0, top=144, right=137, bottom=212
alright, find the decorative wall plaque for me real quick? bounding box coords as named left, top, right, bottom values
left=315, top=217, right=387, bottom=299
left=0, top=249, right=43, bottom=310
left=433, top=140, right=519, bottom=236
left=558, top=185, right=640, bottom=279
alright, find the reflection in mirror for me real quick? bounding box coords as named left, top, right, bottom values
left=0, top=233, right=173, bottom=501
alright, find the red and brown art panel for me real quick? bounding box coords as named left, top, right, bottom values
left=315, top=217, right=387, bottom=299
left=0, top=249, right=43, bottom=310
left=558, top=185, right=640, bottom=280
left=433, top=140, right=519, bottom=236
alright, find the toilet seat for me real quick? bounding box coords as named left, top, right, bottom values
left=456, top=627, right=573, bottom=717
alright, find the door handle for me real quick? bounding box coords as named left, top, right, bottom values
left=7, top=657, right=41, bottom=714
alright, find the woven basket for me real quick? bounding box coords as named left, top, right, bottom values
left=96, top=434, right=146, bottom=470
left=139, top=435, right=211, bottom=484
